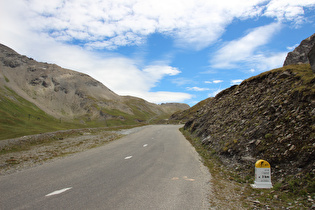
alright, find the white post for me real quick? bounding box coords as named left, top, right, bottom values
left=251, top=159, right=273, bottom=189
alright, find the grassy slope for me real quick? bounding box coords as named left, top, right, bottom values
left=0, top=87, right=168, bottom=140
left=0, top=86, right=103, bottom=140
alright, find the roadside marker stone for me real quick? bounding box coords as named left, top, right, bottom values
left=251, top=159, right=273, bottom=189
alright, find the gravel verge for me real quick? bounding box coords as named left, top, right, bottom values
left=0, top=126, right=147, bottom=175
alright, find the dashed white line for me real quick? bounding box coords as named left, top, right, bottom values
left=143, top=144, right=148, bottom=147
left=124, top=156, right=133, bottom=160
left=45, top=187, right=72, bottom=197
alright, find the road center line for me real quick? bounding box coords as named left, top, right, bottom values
left=143, top=144, right=148, bottom=147
left=45, top=187, right=72, bottom=197
left=124, top=156, right=132, bottom=160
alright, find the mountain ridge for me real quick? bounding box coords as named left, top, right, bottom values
left=0, top=43, right=189, bottom=138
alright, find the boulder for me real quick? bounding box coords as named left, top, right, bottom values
left=283, top=33, right=315, bottom=66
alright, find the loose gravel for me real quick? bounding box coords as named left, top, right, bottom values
left=0, top=126, right=148, bottom=175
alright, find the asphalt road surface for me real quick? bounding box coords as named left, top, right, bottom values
left=0, top=125, right=211, bottom=210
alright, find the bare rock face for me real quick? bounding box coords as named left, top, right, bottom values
left=283, top=33, right=315, bottom=66
left=308, top=44, right=315, bottom=73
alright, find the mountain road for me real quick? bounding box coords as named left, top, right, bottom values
left=0, top=125, right=211, bottom=209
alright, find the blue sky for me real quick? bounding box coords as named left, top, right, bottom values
left=0, top=0, right=314, bottom=106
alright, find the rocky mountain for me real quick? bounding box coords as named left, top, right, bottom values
left=283, top=33, right=315, bottom=67
left=0, top=43, right=189, bottom=128
left=172, top=64, right=314, bottom=193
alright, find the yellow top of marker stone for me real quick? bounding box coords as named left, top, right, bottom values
left=255, top=159, right=270, bottom=168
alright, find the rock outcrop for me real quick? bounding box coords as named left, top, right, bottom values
left=283, top=33, right=315, bottom=66
left=308, top=44, right=315, bottom=73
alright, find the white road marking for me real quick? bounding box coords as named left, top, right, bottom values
left=45, top=187, right=72, bottom=197
left=143, top=144, right=148, bottom=147
left=124, top=156, right=132, bottom=160
left=183, top=176, right=195, bottom=181
left=171, top=176, right=195, bottom=181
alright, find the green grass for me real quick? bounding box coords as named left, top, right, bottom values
left=0, top=86, right=102, bottom=140
left=0, top=86, right=167, bottom=140
left=244, top=64, right=314, bottom=94
left=124, top=99, right=171, bottom=124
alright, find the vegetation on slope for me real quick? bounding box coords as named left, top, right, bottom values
left=0, top=86, right=105, bottom=140
left=0, top=85, right=182, bottom=140
left=0, top=43, right=189, bottom=140
left=169, top=97, right=212, bottom=124
left=174, top=64, right=314, bottom=208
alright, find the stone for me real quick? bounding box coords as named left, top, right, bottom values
left=283, top=33, right=315, bottom=66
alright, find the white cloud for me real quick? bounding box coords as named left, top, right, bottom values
left=1, top=0, right=313, bottom=52
left=2, top=0, right=274, bottom=51
left=210, top=22, right=289, bottom=72
left=287, top=44, right=299, bottom=51
left=231, top=79, right=244, bottom=85
left=213, top=80, right=224, bottom=84
left=187, top=87, right=210, bottom=91
left=172, top=78, right=194, bottom=86
left=88, top=59, right=182, bottom=95
left=64, top=56, right=192, bottom=103
left=204, top=80, right=223, bottom=84
left=138, top=91, right=192, bottom=104
left=264, top=0, right=315, bottom=25
left=208, top=88, right=223, bottom=97
left=250, top=51, right=288, bottom=71
left=211, top=22, right=282, bottom=69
